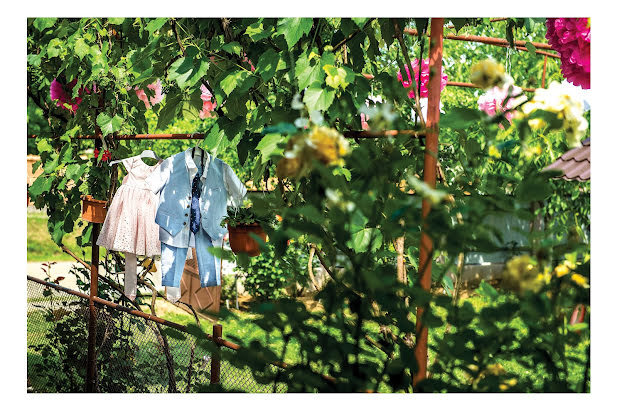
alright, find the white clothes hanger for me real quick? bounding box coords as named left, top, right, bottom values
left=109, top=137, right=162, bottom=166
left=190, top=132, right=209, bottom=162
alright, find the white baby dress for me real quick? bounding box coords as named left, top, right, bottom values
left=96, top=156, right=162, bottom=300
left=96, top=156, right=162, bottom=256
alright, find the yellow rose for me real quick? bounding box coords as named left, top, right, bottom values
left=503, top=255, right=544, bottom=293
left=499, top=378, right=518, bottom=391
left=570, top=273, right=589, bottom=288
left=522, top=82, right=588, bottom=147
left=488, top=145, right=501, bottom=158
left=485, top=363, right=506, bottom=376
left=307, top=126, right=349, bottom=165
left=554, top=264, right=570, bottom=277
left=470, top=59, right=506, bottom=90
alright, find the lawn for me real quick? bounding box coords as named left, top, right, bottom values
left=27, top=211, right=87, bottom=262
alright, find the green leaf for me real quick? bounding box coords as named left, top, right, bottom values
left=74, top=38, right=90, bottom=60
left=167, top=52, right=209, bottom=89
left=477, top=280, right=499, bottom=300
left=219, top=69, right=253, bottom=96
left=450, top=18, right=469, bottom=33
left=323, top=64, right=350, bottom=90
left=303, top=86, right=335, bottom=112
left=203, top=123, right=227, bottom=157
left=146, top=18, right=168, bottom=33
left=46, top=38, right=62, bottom=58
left=108, top=18, right=125, bottom=25
left=27, top=54, right=42, bottom=67
left=515, top=172, right=553, bottom=202
left=36, top=139, right=53, bottom=153
left=96, top=113, right=123, bottom=136
left=256, top=49, right=281, bottom=82
left=43, top=155, right=59, bottom=173
left=352, top=18, right=370, bottom=28
left=277, top=18, right=313, bottom=48
left=156, top=91, right=182, bottom=130
left=237, top=133, right=261, bottom=166
left=65, top=163, right=87, bottom=181
left=256, top=133, right=282, bottom=162
left=222, top=41, right=243, bottom=56
left=350, top=228, right=383, bottom=253
left=245, top=21, right=275, bottom=41
left=440, top=108, right=485, bottom=129
left=296, top=52, right=324, bottom=90
left=525, top=41, right=537, bottom=55
left=29, top=176, right=53, bottom=197
left=33, top=18, right=57, bottom=31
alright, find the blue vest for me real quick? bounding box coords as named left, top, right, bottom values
left=154, top=151, right=229, bottom=244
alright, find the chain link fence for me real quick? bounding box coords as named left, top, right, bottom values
left=27, top=278, right=286, bottom=393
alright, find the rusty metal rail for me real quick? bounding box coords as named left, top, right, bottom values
left=27, top=275, right=241, bottom=350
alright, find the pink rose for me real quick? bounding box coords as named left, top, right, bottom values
left=134, top=79, right=164, bottom=109
left=546, top=18, right=590, bottom=89
left=199, top=83, right=217, bottom=119
left=397, top=58, right=448, bottom=99
left=50, top=78, right=91, bottom=113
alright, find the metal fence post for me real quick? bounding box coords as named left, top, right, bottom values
left=85, top=222, right=100, bottom=392
left=211, top=324, right=222, bottom=385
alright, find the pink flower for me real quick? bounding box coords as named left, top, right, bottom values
left=546, top=18, right=590, bottom=89
left=50, top=78, right=91, bottom=113
left=134, top=79, right=164, bottom=109
left=478, top=84, right=524, bottom=127
left=242, top=54, right=255, bottom=72
left=397, top=58, right=448, bottom=99
left=199, top=84, right=217, bottom=119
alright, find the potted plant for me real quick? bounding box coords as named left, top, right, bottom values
left=81, top=147, right=112, bottom=223
left=221, top=205, right=274, bottom=257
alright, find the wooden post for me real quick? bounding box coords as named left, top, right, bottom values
left=414, top=18, right=444, bottom=391
left=211, top=324, right=222, bottom=384
left=542, top=55, right=548, bottom=88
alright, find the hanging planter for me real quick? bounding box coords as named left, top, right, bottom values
left=221, top=205, right=275, bottom=257
left=81, top=195, right=108, bottom=223
left=228, top=223, right=267, bottom=257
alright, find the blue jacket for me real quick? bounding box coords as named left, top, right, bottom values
left=146, top=148, right=246, bottom=248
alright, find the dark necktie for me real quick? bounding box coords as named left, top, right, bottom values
left=190, top=167, right=202, bottom=234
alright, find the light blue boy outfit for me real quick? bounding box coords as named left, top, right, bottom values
left=146, top=148, right=246, bottom=301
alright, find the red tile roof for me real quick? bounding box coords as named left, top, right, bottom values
left=543, top=138, right=590, bottom=181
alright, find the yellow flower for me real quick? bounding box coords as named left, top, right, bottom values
left=522, top=144, right=542, bottom=159
left=307, top=126, right=349, bottom=165
left=554, top=264, right=570, bottom=277
left=499, top=378, right=518, bottom=391
left=521, top=82, right=588, bottom=147
left=485, top=363, right=506, bottom=376
left=470, top=59, right=507, bottom=90
left=488, top=145, right=501, bottom=158
left=570, top=273, right=589, bottom=288
left=503, top=255, right=544, bottom=293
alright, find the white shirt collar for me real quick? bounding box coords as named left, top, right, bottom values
left=184, top=147, right=211, bottom=181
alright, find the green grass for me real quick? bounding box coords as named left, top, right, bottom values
left=27, top=212, right=89, bottom=262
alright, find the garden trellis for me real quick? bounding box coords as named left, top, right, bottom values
left=27, top=18, right=571, bottom=392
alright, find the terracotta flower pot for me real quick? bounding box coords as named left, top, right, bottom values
left=82, top=195, right=108, bottom=223
left=227, top=223, right=266, bottom=257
